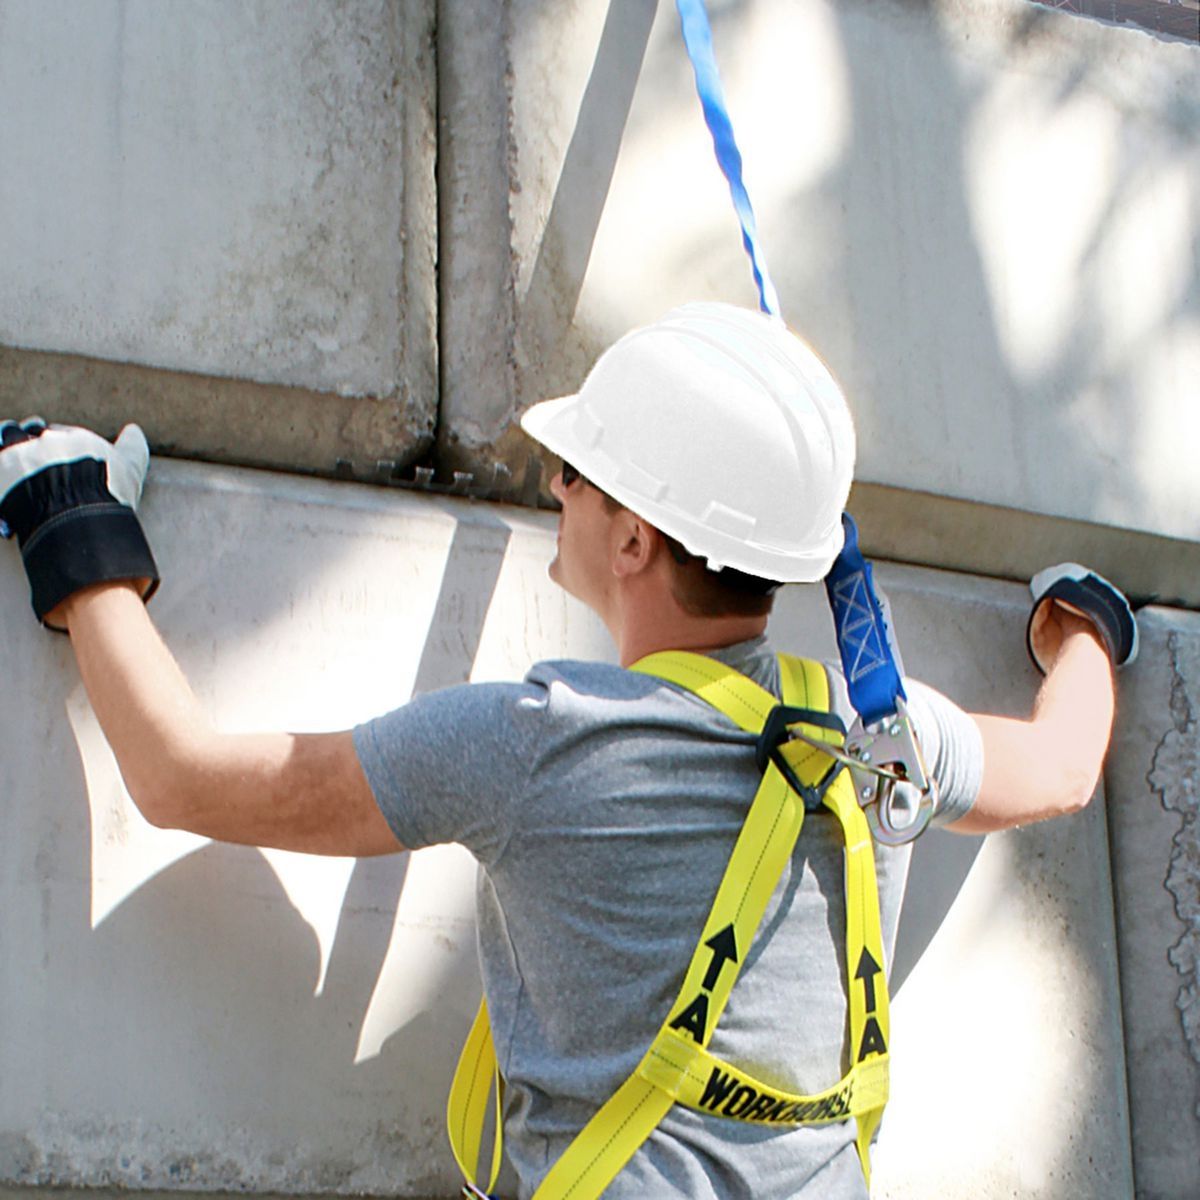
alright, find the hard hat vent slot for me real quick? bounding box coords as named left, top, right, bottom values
left=574, top=404, right=605, bottom=449
left=700, top=502, right=756, bottom=539
left=615, top=462, right=669, bottom=502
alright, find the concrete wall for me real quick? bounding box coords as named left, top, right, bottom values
left=0, top=461, right=1134, bottom=1199
left=0, top=0, right=437, bottom=478
left=1, top=0, right=1198, bottom=1197
left=439, top=0, right=1200, bottom=602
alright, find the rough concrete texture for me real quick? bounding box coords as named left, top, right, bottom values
left=438, top=0, right=1199, bottom=576
left=1107, top=606, right=1200, bottom=1199
left=0, top=460, right=1133, bottom=1197
left=0, top=347, right=433, bottom=488
left=0, top=0, right=437, bottom=407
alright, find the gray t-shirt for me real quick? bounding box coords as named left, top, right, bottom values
left=354, top=636, right=982, bottom=1199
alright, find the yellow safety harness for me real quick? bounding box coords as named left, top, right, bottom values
left=447, top=651, right=890, bottom=1198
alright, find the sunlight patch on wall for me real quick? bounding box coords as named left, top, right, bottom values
left=1097, top=159, right=1193, bottom=358
left=730, top=0, right=850, bottom=205
left=354, top=843, right=478, bottom=1064
left=966, top=75, right=1119, bottom=379
left=1124, top=325, right=1200, bottom=535
left=68, top=684, right=209, bottom=931
left=259, top=849, right=357, bottom=995
left=585, top=0, right=849, bottom=309
left=878, top=830, right=1113, bottom=1193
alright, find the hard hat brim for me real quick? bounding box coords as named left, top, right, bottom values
left=519, top=394, right=577, bottom=462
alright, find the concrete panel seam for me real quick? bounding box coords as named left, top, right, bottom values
left=1100, top=766, right=1140, bottom=1193
left=434, top=0, right=520, bottom=459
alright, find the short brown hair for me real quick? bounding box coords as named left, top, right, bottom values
left=660, top=534, right=779, bottom=618
left=595, top=490, right=778, bottom=617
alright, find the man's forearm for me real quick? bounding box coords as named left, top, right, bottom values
left=958, top=624, right=1115, bottom=833
left=63, top=581, right=220, bottom=822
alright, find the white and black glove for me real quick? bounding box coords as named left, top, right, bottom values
left=0, top=418, right=159, bottom=631
left=1027, top=562, right=1137, bottom=674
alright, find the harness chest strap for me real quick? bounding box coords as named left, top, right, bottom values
left=447, top=652, right=890, bottom=1199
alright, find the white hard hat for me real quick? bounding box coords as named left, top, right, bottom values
left=520, top=301, right=856, bottom=583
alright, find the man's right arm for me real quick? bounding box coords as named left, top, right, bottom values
left=61, top=580, right=404, bottom=858
left=0, top=419, right=401, bottom=858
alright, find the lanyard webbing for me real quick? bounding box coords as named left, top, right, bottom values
left=676, top=0, right=918, bottom=783
left=447, top=652, right=890, bottom=1198
left=824, top=513, right=908, bottom=728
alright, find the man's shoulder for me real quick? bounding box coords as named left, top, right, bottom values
left=523, top=656, right=659, bottom=702
left=522, top=642, right=854, bottom=723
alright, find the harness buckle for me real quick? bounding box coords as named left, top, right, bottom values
left=845, top=699, right=938, bottom=845
left=755, top=704, right=847, bottom=811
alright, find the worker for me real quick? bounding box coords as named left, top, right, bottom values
left=1, top=303, right=1135, bottom=1199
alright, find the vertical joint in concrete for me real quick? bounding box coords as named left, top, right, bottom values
left=434, top=0, right=524, bottom=499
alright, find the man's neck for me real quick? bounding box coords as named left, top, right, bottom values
left=617, top=612, right=769, bottom=667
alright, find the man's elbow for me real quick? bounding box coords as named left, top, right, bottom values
left=1021, top=718, right=1105, bottom=820
left=1046, top=759, right=1101, bottom=819
left=125, top=774, right=189, bottom=830
left=122, top=749, right=210, bottom=832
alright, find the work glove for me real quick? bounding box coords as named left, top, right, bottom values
left=1026, top=562, right=1137, bottom=674
left=0, top=418, right=159, bottom=631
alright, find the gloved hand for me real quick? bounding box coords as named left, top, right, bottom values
left=1026, top=562, right=1137, bottom=674
left=0, top=418, right=159, bottom=631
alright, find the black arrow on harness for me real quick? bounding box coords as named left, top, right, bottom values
left=702, top=925, right=739, bottom=991
left=855, top=947, right=882, bottom=1013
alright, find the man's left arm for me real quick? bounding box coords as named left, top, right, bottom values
left=952, top=608, right=1115, bottom=834
left=947, top=566, right=1134, bottom=835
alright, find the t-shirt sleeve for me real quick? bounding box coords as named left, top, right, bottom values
left=352, top=676, right=551, bottom=863
left=903, top=679, right=984, bottom=827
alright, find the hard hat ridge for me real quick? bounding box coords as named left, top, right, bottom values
left=520, top=302, right=857, bottom=584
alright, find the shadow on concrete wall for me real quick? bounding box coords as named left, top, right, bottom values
left=8, top=506, right=516, bottom=1191
left=516, top=0, right=658, bottom=404
left=411, top=509, right=513, bottom=695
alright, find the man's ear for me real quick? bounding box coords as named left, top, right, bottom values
left=611, top=510, right=659, bottom=579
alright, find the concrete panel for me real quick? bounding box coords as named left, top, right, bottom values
left=1107, top=606, right=1200, bottom=1200
left=438, top=0, right=1198, bottom=600
left=0, top=460, right=1131, bottom=1196
left=0, top=0, right=436, bottom=463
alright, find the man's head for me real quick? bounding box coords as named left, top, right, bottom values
left=550, top=458, right=778, bottom=622
left=522, top=302, right=857, bottom=613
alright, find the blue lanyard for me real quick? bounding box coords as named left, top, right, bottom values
left=675, top=0, right=780, bottom=318
left=675, top=1, right=910, bottom=738
left=823, top=515, right=908, bottom=727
